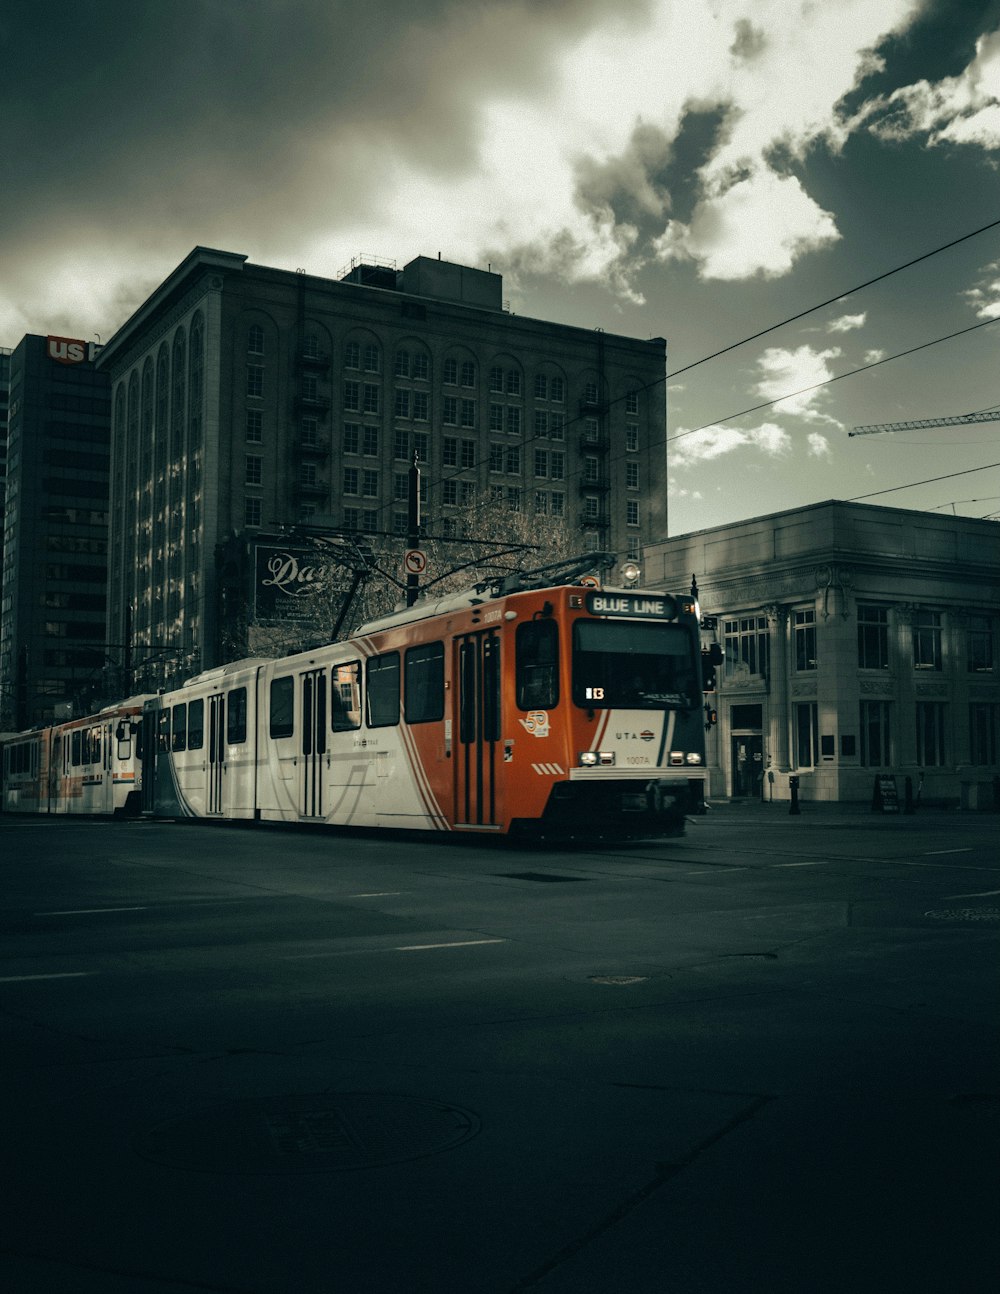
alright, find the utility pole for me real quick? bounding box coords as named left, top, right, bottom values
left=407, top=451, right=421, bottom=607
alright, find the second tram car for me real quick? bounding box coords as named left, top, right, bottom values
left=142, top=574, right=707, bottom=838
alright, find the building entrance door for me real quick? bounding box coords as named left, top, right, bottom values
left=731, top=734, right=764, bottom=798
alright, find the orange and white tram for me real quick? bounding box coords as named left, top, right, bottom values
left=142, top=573, right=707, bottom=838
left=1, top=697, right=152, bottom=816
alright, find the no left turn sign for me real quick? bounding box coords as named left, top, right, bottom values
left=403, top=549, right=427, bottom=575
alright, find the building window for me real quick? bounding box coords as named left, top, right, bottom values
left=583, top=495, right=600, bottom=521
left=506, top=369, right=521, bottom=396
left=489, top=403, right=504, bottom=432
left=626, top=500, right=639, bottom=526
left=413, top=392, right=428, bottom=421
left=505, top=447, right=521, bottom=475
left=245, top=498, right=262, bottom=526
left=303, top=333, right=319, bottom=359
left=344, top=341, right=360, bottom=369
left=534, top=450, right=548, bottom=477
left=969, top=703, right=998, bottom=764
left=393, top=512, right=409, bottom=536
left=968, top=614, right=994, bottom=672
left=550, top=376, right=565, bottom=403
left=584, top=455, right=600, bottom=484
left=460, top=440, right=476, bottom=469
left=625, top=423, right=639, bottom=451
left=443, top=396, right=458, bottom=426
left=460, top=480, right=475, bottom=505
left=724, top=616, right=769, bottom=676
left=489, top=443, right=504, bottom=473
left=362, top=469, right=378, bottom=498
left=534, top=410, right=548, bottom=437
left=507, top=486, right=521, bottom=511
left=246, top=410, right=263, bottom=442
left=534, top=374, right=548, bottom=400
left=301, top=418, right=318, bottom=448
left=394, top=473, right=409, bottom=502
left=363, top=427, right=378, bottom=456
left=506, top=407, right=521, bottom=436
left=394, top=429, right=409, bottom=460
left=394, top=388, right=411, bottom=419
left=363, top=383, right=380, bottom=414
left=362, top=508, right=378, bottom=532
left=625, top=390, right=639, bottom=415
left=443, top=480, right=458, bottom=506
left=343, top=467, right=359, bottom=495
left=245, top=455, right=262, bottom=485
left=443, top=438, right=458, bottom=467
left=550, top=412, right=565, bottom=440
left=461, top=399, right=476, bottom=429
left=583, top=379, right=599, bottom=405
left=583, top=417, right=599, bottom=443
left=344, top=423, right=360, bottom=454
left=550, top=452, right=565, bottom=480
left=343, top=380, right=360, bottom=412
left=915, top=702, right=947, bottom=766
left=534, top=490, right=548, bottom=513
left=363, top=344, right=380, bottom=373
left=413, top=353, right=429, bottom=381
left=626, top=537, right=640, bottom=561
left=246, top=365, right=263, bottom=398
left=794, top=702, right=819, bottom=767
left=794, top=608, right=817, bottom=671
left=413, top=432, right=429, bottom=461
left=551, top=492, right=564, bottom=517
left=443, top=357, right=458, bottom=385
left=394, top=349, right=410, bottom=378
left=248, top=324, right=264, bottom=355
left=913, top=611, right=942, bottom=670
left=460, top=361, right=476, bottom=387
left=343, top=507, right=359, bottom=530
left=300, top=462, right=317, bottom=487
left=858, top=605, right=889, bottom=670
left=625, top=461, right=639, bottom=489
left=859, top=700, right=891, bottom=767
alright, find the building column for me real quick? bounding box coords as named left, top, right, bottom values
left=764, top=604, right=790, bottom=772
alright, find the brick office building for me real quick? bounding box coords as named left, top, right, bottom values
left=96, top=248, right=667, bottom=682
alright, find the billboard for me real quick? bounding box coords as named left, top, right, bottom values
left=253, top=545, right=327, bottom=622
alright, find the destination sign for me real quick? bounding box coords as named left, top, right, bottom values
left=585, top=592, right=677, bottom=619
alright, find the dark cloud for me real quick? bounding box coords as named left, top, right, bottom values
left=3, top=0, right=646, bottom=245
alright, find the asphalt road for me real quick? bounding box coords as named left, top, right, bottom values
left=1, top=806, right=998, bottom=1293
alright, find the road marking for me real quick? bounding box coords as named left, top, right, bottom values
left=771, top=861, right=829, bottom=868
left=395, top=939, right=507, bottom=952
left=0, top=972, right=95, bottom=983
left=347, top=892, right=402, bottom=898
left=36, top=906, right=149, bottom=916
left=924, top=848, right=973, bottom=856
left=943, top=888, right=1000, bottom=900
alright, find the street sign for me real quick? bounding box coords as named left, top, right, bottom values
left=403, top=549, right=427, bottom=576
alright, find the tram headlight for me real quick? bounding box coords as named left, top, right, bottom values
left=579, top=751, right=616, bottom=767
left=685, top=752, right=703, bottom=765
left=579, top=751, right=598, bottom=766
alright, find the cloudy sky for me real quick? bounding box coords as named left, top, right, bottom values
left=5, top=0, right=1000, bottom=534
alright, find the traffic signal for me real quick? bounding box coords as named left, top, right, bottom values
left=701, top=643, right=723, bottom=693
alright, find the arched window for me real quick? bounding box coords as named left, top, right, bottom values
left=248, top=323, right=264, bottom=355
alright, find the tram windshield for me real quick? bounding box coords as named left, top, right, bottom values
left=572, top=619, right=698, bottom=709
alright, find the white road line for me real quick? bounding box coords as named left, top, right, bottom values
left=395, top=939, right=507, bottom=951
left=36, top=906, right=149, bottom=916
left=347, top=892, right=402, bottom=898
left=924, top=848, right=973, bottom=856
left=0, top=972, right=95, bottom=983
left=771, top=861, right=829, bottom=868
left=943, top=888, right=1000, bottom=900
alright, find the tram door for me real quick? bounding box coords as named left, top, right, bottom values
left=207, top=693, right=226, bottom=815
left=455, top=630, right=501, bottom=828
left=300, top=669, right=327, bottom=819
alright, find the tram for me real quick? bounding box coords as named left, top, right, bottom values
left=1, top=696, right=152, bottom=816
left=140, top=566, right=707, bottom=838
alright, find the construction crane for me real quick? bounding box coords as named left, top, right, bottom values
left=849, top=409, right=1000, bottom=436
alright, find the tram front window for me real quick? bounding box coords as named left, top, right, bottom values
left=572, top=620, right=697, bottom=709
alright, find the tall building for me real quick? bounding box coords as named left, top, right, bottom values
left=644, top=500, right=1000, bottom=808
left=96, top=247, right=667, bottom=680
left=0, top=335, right=110, bottom=729
left=0, top=345, right=10, bottom=603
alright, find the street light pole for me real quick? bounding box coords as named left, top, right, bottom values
left=407, top=451, right=421, bottom=607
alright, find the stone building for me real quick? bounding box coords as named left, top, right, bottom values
left=644, top=500, right=1000, bottom=809
left=96, top=247, right=667, bottom=682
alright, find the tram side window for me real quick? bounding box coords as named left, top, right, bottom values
left=270, top=677, right=295, bottom=739
left=188, top=699, right=204, bottom=750
left=331, top=661, right=362, bottom=731
left=84, top=725, right=101, bottom=765
left=366, top=652, right=400, bottom=728
left=158, top=709, right=171, bottom=752
left=405, top=642, right=444, bottom=723
left=227, top=687, right=248, bottom=745
left=516, top=620, right=559, bottom=709
left=172, top=703, right=187, bottom=751
left=72, top=730, right=82, bottom=765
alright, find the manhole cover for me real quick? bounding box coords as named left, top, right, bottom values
left=924, top=907, right=1000, bottom=923
left=134, top=1092, right=480, bottom=1174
